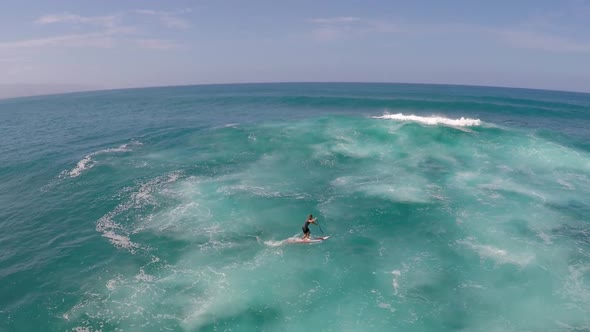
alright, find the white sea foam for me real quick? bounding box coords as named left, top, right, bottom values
left=217, top=184, right=309, bottom=200
left=392, top=270, right=401, bottom=295
left=103, top=231, right=136, bottom=250
left=68, top=155, right=95, bottom=177
left=459, top=282, right=485, bottom=289
left=373, top=113, right=481, bottom=127
left=218, top=184, right=281, bottom=197
left=95, top=212, right=141, bottom=252
left=331, top=176, right=430, bottom=203
left=106, top=279, right=118, bottom=291
left=378, top=302, right=394, bottom=310
left=135, top=268, right=155, bottom=282
left=263, top=239, right=285, bottom=247
left=478, top=179, right=548, bottom=203
left=95, top=171, right=182, bottom=253
left=537, top=231, right=553, bottom=245
left=557, top=179, right=575, bottom=190
left=72, top=327, right=91, bottom=332
left=65, top=140, right=142, bottom=178
left=563, top=263, right=590, bottom=304
left=457, top=238, right=534, bottom=267
left=264, top=236, right=297, bottom=247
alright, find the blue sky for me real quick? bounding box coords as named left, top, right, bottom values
left=1, top=0, right=590, bottom=96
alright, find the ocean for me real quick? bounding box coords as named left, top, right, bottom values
left=1, top=83, right=589, bottom=331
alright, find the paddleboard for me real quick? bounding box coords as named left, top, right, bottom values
left=285, top=236, right=330, bottom=244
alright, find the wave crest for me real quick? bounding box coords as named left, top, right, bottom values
left=64, top=140, right=142, bottom=178
left=373, top=113, right=481, bottom=127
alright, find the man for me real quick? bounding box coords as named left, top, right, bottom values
left=302, top=214, right=317, bottom=240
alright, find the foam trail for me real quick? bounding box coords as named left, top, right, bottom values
left=373, top=113, right=481, bottom=127
left=264, top=239, right=287, bottom=247
left=264, top=235, right=299, bottom=247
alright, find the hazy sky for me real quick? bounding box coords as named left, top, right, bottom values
left=1, top=0, right=590, bottom=97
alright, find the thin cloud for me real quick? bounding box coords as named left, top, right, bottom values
left=136, top=8, right=192, bottom=15
left=134, top=9, right=191, bottom=29
left=312, top=26, right=351, bottom=42
left=309, top=16, right=363, bottom=41
left=1, top=9, right=192, bottom=51
left=369, top=21, right=403, bottom=33
left=311, top=17, right=361, bottom=24
left=310, top=17, right=402, bottom=41
left=135, top=39, right=181, bottom=50
left=488, top=6, right=590, bottom=54
left=35, top=13, right=118, bottom=28
left=495, top=29, right=590, bottom=53
left=308, top=15, right=590, bottom=53
left=160, top=16, right=190, bottom=29
left=9, top=12, right=136, bottom=50
left=135, top=9, right=158, bottom=15
left=0, top=33, right=114, bottom=49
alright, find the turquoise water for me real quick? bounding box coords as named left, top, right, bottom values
left=1, top=83, right=590, bottom=331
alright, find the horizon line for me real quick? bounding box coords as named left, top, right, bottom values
left=1, top=81, right=589, bottom=101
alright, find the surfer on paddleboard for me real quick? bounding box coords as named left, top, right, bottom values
left=302, top=214, right=317, bottom=240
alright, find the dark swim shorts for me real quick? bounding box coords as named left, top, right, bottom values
left=302, top=225, right=310, bottom=234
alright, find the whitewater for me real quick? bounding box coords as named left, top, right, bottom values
left=1, top=83, right=589, bottom=331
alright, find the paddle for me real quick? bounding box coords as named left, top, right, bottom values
left=316, top=220, right=325, bottom=235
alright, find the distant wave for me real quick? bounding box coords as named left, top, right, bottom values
left=373, top=113, right=481, bottom=127
left=63, top=140, right=141, bottom=178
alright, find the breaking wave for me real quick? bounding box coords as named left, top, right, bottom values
left=373, top=113, right=481, bottom=127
